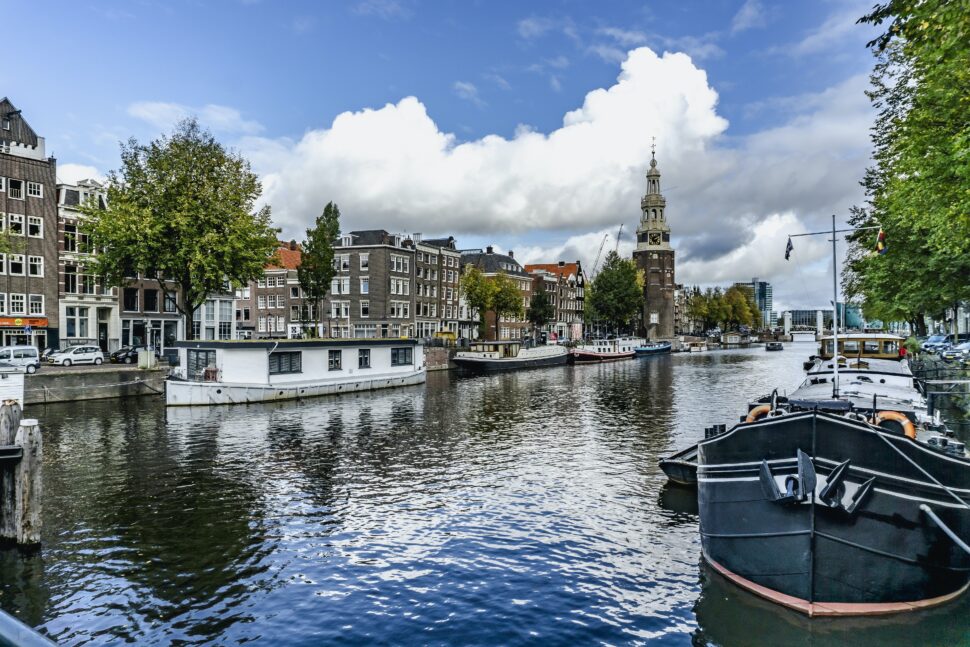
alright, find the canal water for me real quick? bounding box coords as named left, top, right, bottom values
left=2, top=345, right=968, bottom=646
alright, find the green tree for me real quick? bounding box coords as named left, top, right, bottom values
left=586, top=251, right=642, bottom=333
left=298, top=202, right=341, bottom=336
left=527, top=282, right=555, bottom=336
left=459, top=267, right=523, bottom=340
left=81, top=118, right=278, bottom=339
left=844, top=2, right=970, bottom=334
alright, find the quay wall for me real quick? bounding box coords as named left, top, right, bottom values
left=24, top=368, right=167, bottom=405
left=424, top=347, right=457, bottom=371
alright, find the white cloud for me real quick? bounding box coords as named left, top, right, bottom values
left=452, top=81, right=485, bottom=108
left=57, top=163, right=106, bottom=185
left=731, top=0, right=767, bottom=34
left=353, top=0, right=408, bottom=20
left=596, top=27, right=647, bottom=47
left=517, top=15, right=579, bottom=43
left=587, top=44, right=627, bottom=64
left=238, top=46, right=870, bottom=310
left=127, top=101, right=263, bottom=135
left=485, top=73, right=512, bottom=90
left=783, top=6, right=870, bottom=57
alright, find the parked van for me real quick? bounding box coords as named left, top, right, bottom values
left=0, top=345, right=41, bottom=373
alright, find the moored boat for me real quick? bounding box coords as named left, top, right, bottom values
left=765, top=341, right=784, bottom=351
left=167, top=338, right=426, bottom=406
left=452, top=341, right=568, bottom=371
left=685, top=341, right=708, bottom=352
left=635, top=341, right=672, bottom=356
left=571, top=337, right=640, bottom=363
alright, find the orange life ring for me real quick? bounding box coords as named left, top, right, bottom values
left=874, top=410, right=917, bottom=440
left=746, top=404, right=772, bottom=423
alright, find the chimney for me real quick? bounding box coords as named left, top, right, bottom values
left=486, top=245, right=493, bottom=254
left=413, top=232, right=422, bottom=243
left=508, top=250, right=514, bottom=259
left=289, top=239, right=297, bottom=251
left=558, top=260, right=565, bottom=267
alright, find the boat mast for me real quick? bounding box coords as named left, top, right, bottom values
left=831, top=214, right=839, bottom=399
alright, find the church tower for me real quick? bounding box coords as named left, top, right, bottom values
left=632, top=146, right=676, bottom=340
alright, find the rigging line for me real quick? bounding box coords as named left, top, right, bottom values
left=875, top=431, right=970, bottom=510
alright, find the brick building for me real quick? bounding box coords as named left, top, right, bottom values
left=524, top=261, right=586, bottom=341
left=0, top=98, right=59, bottom=349
left=460, top=247, right=532, bottom=341
left=632, top=150, right=676, bottom=340
left=235, top=240, right=305, bottom=339
left=414, top=235, right=462, bottom=338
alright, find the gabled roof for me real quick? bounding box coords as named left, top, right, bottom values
left=524, top=262, right=582, bottom=281
left=461, top=249, right=528, bottom=277
left=421, top=236, right=458, bottom=249
left=0, top=97, right=39, bottom=148
left=267, top=242, right=302, bottom=270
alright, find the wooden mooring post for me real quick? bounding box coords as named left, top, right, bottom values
left=0, top=401, right=42, bottom=547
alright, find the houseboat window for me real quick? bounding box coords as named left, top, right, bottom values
left=328, top=350, right=342, bottom=371
left=358, top=349, right=371, bottom=369
left=391, top=347, right=412, bottom=366
left=269, top=351, right=302, bottom=375
left=187, top=350, right=216, bottom=380
left=843, top=341, right=860, bottom=353
left=864, top=341, right=881, bottom=353
left=883, top=341, right=898, bottom=354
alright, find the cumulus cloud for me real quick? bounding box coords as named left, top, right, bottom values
left=57, top=163, right=106, bottom=185
left=230, top=45, right=870, bottom=310
left=452, top=81, right=485, bottom=108
left=127, top=101, right=264, bottom=135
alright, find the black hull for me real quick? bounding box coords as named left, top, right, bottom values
left=635, top=343, right=672, bottom=356
left=698, top=411, right=970, bottom=613
left=452, top=352, right=569, bottom=372
left=660, top=444, right=698, bottom=486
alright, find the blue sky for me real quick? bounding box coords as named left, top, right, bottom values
left=4, top=0, right=879, bottom=309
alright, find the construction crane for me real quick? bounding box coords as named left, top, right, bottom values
left=590, top=233, right=609, bottom=277
left=615, top=223, right=623, bottom=252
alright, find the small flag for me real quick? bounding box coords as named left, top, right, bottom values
left=784, top=237, right=794, bottom=260
left=875, top=228, right=887, bottom=255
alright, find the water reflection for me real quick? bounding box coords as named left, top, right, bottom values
left=0, top=347, right=965, bottom=645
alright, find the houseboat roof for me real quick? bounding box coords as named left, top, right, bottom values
left=173, top=338, right=422, bottom=350
left=818, top=333, right=904, bottom=341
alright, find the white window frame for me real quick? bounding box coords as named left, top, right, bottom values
left=360, top=300, right=369, bottom=318
left=360, top=277, right=369, bottom=294
left=8, top=254, right=24, bottom=276
left=0, top=178, right=4, bottom=192
left=359, top=253, right=369, bottom=270
left=26, top=182, right=43, bottom=199
left=28, top=294, right=43, bottom=315
left=9, top=293, right=25, bottom=316
left=27, top=215, right=42, bottom=238
left=27, top=255, right=43, bottom=277
left=0, top=293, right=5, bottom=315
left=257, top=295, right=266, bottom=309
left=8, top=214, right=23, bottom=236
left=7, top=180, right=23, bottom=200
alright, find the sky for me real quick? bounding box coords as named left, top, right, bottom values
left=2, top=0, right=881, bottom=311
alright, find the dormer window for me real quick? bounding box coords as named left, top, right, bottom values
left=341, top=235, right=352, bottom=247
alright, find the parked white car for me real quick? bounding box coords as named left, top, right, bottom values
left=48, top=345, right=104, bottom=366
left=0, top=345, right=41, bottom=373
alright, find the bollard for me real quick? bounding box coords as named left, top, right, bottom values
left=13, top=418, right=41, bottom=547
left=0, top=400, right=22, bottom=541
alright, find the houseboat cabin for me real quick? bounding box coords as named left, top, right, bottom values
left=817, top=333, right=904, bottom=360
left=167, top=338, right=425, bottom=406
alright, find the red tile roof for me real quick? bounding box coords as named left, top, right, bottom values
left=524, top=263, right=580, bottom=279
left=267, top=243, right=302, bottom=270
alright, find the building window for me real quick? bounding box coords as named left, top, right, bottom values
left=0, top=293, right=5, bottom=315
left=360, top=253, right=369, bottom=270
left=27, top=255, right=43, bottom=277
left=8, top=255, right=23, bottom=275
left=123, top=288, right=139, bottom=311
left=144, top=289, right=159, bottom=312
left=0, top=254, right=5, bottom=274
left=27, top=216, right=42, bottom=238
left=243, top=307, right=250, bottom=321
left=26, top=182, right=42, bottom=198
left=391, top=347, right=413, bottom=366
left=331, top=301, right=349, bottom=318
left=9, top=294, right=25, bottom=315
left=257, top=316, right=267, bottom=333
left=8, top=214, right=23, bottom=235
left=28, top=294, right=43, bottom=315
left=360, top=277, right=369, bottom=294
left=8, top=180, right=22, bottom=200
left=65, top=306, right=89, bottom=337
left=164, top=293, right=177, bottom=313
left=391, top=254, right=409, bottom=273
left=358, top=349, right=371, bottom=369
left=360, top=300, right=369, bottom=318
left=290, top=286, right=300, bottom=299
left=269, top=351, right=302, bottom=374
left=256, top=277, right=266, bottom=288
left=354, top=324, right=377, bottom=338
left=328, top=349, right=342, bottom=370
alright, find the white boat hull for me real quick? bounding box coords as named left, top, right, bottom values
left=166, top=369, right=427, bottom=406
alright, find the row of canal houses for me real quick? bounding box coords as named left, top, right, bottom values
left=0, top=96, right=585, bottom=354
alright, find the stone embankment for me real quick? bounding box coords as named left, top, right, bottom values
left=424, top=347, right=457, bottom=371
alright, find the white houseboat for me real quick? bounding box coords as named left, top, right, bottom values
left=571, top=337, right=643, bottom=363
left=166, top=338, right=426, bottom=406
